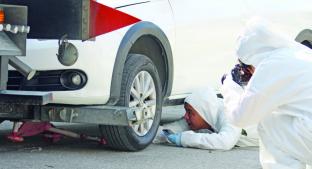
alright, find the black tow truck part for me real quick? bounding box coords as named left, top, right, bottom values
left=0, top=3, right=135, bottom=143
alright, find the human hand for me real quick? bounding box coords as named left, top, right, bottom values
left=231, top=64, right=252, bottom=86
left=231, top=64, right=243, bottom=85
left=167, top=133, right=182, bottom=146
left=153, top=130, right=167, bottom=144
left=154, top=129, right=175, bottom=144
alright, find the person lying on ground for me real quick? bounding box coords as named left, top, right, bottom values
left=153, top=86, right=258, bottom=150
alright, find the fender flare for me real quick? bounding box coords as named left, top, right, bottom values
left=108, top=21, right=173, bottom=105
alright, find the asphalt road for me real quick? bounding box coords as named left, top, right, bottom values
left=0, top=106, right=261, bottom=169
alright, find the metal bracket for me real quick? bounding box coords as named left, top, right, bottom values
left=41, top=105, right=136, bottom=126
left=0, top=4, right=34, bottom=90
left=59, top=108, right=79, bottom=123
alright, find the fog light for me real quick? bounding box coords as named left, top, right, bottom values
left=60, top=70, right=87, bottom=90
left=71, top=73, right=82, bottom=86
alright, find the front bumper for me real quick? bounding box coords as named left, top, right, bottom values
left=0, top=90, right=133, bottom=126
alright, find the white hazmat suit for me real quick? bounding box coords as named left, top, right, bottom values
left=154, top=87, right=258, bottom=150
left=221, top=18, right=312, bottom=169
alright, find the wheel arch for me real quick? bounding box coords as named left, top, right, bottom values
left=295, top=29, right=312, bottom=47
left=108, top=21, right=173, bottom=105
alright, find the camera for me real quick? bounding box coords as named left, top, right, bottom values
left=231, top=62, right=253, bottom=86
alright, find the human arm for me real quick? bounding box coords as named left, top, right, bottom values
left=153, top=118, right=189, bottom=144
left=179, top=120, right=241, bottom=150
left=220, top=75, right=244, bottom=115
left=221, top=60, right=291, bottom=127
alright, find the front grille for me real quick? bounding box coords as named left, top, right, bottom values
left=7, top=70, right=80, bottom=91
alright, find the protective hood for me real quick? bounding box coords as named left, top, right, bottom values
left=236, top=17, right=295, bottom=67
left=184, top=87, right=219, bottom=132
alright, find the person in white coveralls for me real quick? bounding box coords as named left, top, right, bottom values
left=153, top=86, right=258, bottom=150
left=221, top=18, right=312, bottom=169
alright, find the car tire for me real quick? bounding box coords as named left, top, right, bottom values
left=99, top=54, right=162, bottom=151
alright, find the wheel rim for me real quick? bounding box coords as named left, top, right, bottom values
left=128, top=71, right=156, bottom=136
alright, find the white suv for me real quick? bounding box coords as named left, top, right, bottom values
left=1, top=0, right=311, bottom=151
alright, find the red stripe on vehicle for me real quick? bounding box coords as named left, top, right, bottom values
left=90, top=0, right=141, bottom=38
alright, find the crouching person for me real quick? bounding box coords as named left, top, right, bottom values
left=153, top=87, right=258, bottom=150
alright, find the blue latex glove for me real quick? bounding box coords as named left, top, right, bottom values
left=167, top=133, right=182, bottom=147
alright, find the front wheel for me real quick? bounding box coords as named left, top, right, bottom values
left=100, top=54, right=162, bottom=151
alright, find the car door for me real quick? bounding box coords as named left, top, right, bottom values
left=168, top=0, right=246, bottom=95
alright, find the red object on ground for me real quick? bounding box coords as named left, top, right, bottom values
left=43, top=132, right=63, bottom=143
left=7, top=132, right=24, bottom=142
left=14, top=122, right=52, bottom=137
left=7, top=122, right=52, bottom=142
left=89, top=0, right=141, bottom=38
left=7, top=121, right=107, bottom=145
left=99, top=138, right=107, bottom=145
